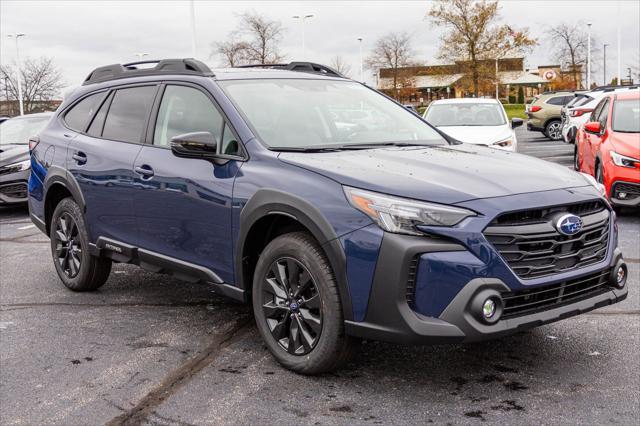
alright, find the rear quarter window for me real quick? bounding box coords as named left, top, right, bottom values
left=64, top=92, right=108, bottom=132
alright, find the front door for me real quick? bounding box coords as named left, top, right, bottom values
left=133, top=84, right=244, bottom=283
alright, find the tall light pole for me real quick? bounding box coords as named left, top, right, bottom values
left=586, top=23, right=592, bottom=89
left=603, top=43, right=608, bottom=86
left=292, top=14, right=314, bottom=59
left=7, top=33, right=25, bottom=116
left=617, top=1, right=621, bottom=85
left=357, top=37, right=363, bottom=83
left=189, top=0, right=197, bottom=58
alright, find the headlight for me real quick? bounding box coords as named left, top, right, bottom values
left=580, top=172, right=605, bottom=196
left=343, top=186, right=476, bottom=235
left=492, top=138, right=513, bottom=148
left=610, top=151, right=639, bottom=168
left=1, top=159, right=31, bottom=173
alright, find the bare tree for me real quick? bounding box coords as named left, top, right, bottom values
left=330, top=56, right=352, bottom=77
left=429, top=0, right=536, bottom=96
left=239, top=12, right=285, bottom=64
left=365, top=32, right=415, bottom=91
left=548, top=23, right=590, bottom=89
left=213, top=37, right=250, bottom=67
left=0, top=57, right=64, bottom=113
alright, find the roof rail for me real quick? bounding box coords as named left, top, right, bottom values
left=237, top=62, right=345, bottom=78
left=83, top=58, right=214, bottom=85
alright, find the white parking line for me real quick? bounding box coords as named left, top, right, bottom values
left=17, top=224, right=35, bottom=230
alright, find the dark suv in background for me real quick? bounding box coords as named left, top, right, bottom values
left=29, top=59, right=628, bottom=374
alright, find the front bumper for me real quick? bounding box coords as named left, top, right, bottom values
left=345, top=232, right=628, bottom=344
left=0, top=169, right=30, bottom=204
left=609, top=181, right=640, bottom=208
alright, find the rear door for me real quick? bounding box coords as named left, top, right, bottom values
left=66, top=84, right=158, bottom=245
left=132, top=83, right=244, bottom=283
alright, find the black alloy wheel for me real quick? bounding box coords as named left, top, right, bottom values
left=261, top=257, right=322, bottom=355
left=53, top=212, right=83, bottom=278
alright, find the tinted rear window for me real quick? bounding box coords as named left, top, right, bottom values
left=64, top=92, right=108, bottom=132
left=102, top=86, right=156, bottom=143
left=547, top=96, right=571, bottom=106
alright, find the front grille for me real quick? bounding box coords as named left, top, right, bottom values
left=501, top=269, right=612, bottom=319
left=612, top=181, right=640, bottom=200
left=491, top=200, right=605, bottom=226
left=485, top=206, right=610, bottom=279
left=405, top=256, right=419, bottom=306
left=0, top=182, right=28, bottom=199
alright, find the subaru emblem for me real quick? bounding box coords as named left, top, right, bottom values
left=555, top=214, right=583, bottom=236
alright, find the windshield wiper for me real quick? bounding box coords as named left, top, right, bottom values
left=271, top=141, right=440, bottom=152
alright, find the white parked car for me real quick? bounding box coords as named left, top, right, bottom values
left=422, top=98, right=522, bottom=151
left=561, top=85, right=639, bottom=144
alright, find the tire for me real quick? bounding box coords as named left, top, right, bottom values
left=595, top=161, right=604, bottom=185
left=544, top=120, right=562, bottom=140
left=50, top=197, right=111, bottom=291
left=252, top=232, right=358, bottom=375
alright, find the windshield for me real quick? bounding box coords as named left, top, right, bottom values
left=0, top=116, right=50, bottom=145
left=219, top=79, right=446, bottom=149
left=424, top=103, right=506, bottom=126
left=612, top=99, right=640, bottom=132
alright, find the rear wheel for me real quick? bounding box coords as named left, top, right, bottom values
left=545, top=120, right=562, bottom=140
left=50, top=198, right=111, bottom=291
left=252, top=232, right=358, bottom=375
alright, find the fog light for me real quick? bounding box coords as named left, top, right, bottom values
left=617, top=192, right=627, bottom=199
left=483, top=299, right=497, bottom=319
left=616, top=265, right=627, bottom=288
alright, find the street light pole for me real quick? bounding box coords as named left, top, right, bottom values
left=603, top=44, right=608, bottom=86
left=292, top=14, right=314, bottom=59
left=495, top=57, right=499, bottom=99
left=357, top=37, right=363, bottom=83
left=587, top=23, right=592, bottom=89
left=189, top=0, right=197, bottom=58
left=7, top=33, right=25, bottom=116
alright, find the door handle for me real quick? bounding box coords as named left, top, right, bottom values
left=134, top=165, right=155, bottom=178
left=72, top=151, right=87, bottom=165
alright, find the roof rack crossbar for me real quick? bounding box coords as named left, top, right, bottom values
left=83, top=58, right=214, bottom=85
left=236, top=62, right=345, bottom=78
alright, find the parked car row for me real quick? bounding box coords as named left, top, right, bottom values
left=574, top=90, right=640, bottom=209
left=562, top=85, right=640, bottom=144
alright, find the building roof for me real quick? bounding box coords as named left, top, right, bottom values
left=499, top=71, right=547, bottom=85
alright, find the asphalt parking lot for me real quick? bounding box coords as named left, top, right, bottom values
left=1, top=127, right=638, bottom=425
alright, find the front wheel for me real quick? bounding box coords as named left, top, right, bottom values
left=252, top=232, right=358, bottom=375
left=50, top=197, right=111, bottom=291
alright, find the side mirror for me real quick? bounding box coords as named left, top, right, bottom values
left=584, top=122, right=601, bottom=134
left=170, top=132, right=218, bottom=159
left=511, top=117, right=524, bottom=129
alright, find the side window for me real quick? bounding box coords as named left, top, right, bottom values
left=87, top=91, right=113, bottom=137
left=589, top=99, right=606, bottom=122
left=64, top=92, right=108, bottom=132
left=597, top=99, right=610, bottom=128
left=546, top=96, right=564, bottom=106
left=102, top=86, right=157, bottom=143
left=153, top=85, right=223, bottom=148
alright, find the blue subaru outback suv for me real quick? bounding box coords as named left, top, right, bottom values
left=28, top=59, right=628, bottom=374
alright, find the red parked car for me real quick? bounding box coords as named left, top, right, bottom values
left=575, top=91, right=640, bottom=208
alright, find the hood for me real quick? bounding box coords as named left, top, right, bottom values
left=435, top=125, right=512, bottom=146
left=609, top=132, right=640, bottom=157
left=0, top=144, right=29, bottom=166
left=279, top=144, right=589, bottom=205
